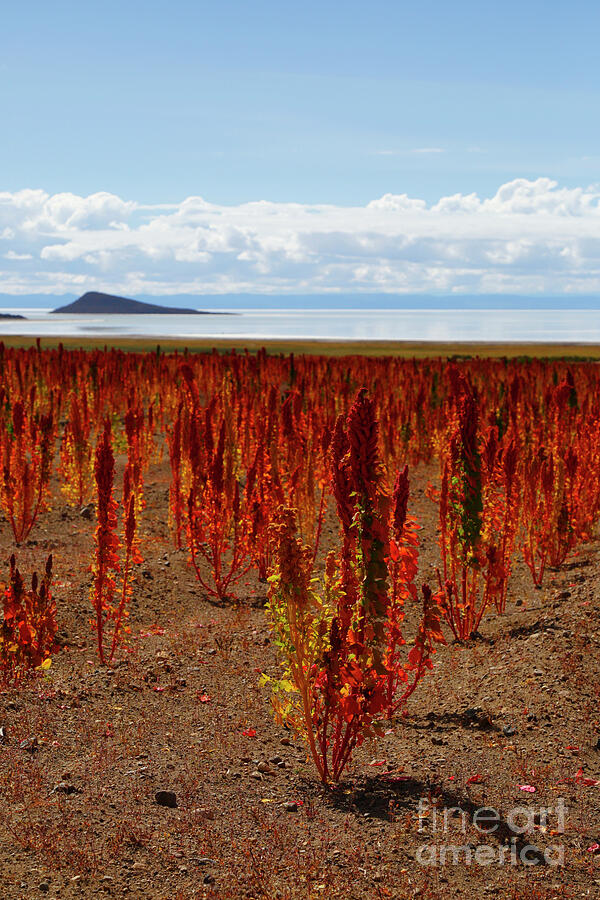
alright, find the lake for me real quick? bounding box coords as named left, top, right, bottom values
left=1, top=308, right=600, bottom=343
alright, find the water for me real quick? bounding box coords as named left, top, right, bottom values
left=1, top=308, right=599, bottom=343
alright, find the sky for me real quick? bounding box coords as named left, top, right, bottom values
left=1, top=1, right=600, bottom=299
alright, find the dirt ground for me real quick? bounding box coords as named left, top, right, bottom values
left=0, top=455, right=599, bottom=900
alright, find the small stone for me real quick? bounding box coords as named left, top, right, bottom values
left=257, top=762, right=274, bottom=775
left=0, top=726, right=6, bottom=744
left=503, top=725, right=516, bottom=737
left=249, top=770, right=263, bottom=780
left=280, top=737, right=291, bottom=746
left=270, top=755, right=283, bottom=765
left=193, top=807, right=215, bottom=821
left=52, top=782, right=79, bottom=795
left=20, top=737, right=38, bottom=752
left=39, top=884, right=50, bottom=894
left=283, top=801, right=298, bottom=812
left=155, top=790, right=178, bottom=808
left=197, top=857, right=216, bottom=867
left=80, top=503, right=95, bottom=519
left=203, top=874, right=215, bottom=885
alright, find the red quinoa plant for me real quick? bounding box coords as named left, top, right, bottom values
left=186, top=416, right=254, bottom=601
left=437, top=371, right=518, bottom=639
left=59, top=392, right=94, bottom=507
left=91, top=419, right=140, bottom=664
left=0, top=554, right=57, bottom=684
left=521, top=445, right=578, bottom=587
left=166, top=401, right=185, bottom=549
left=180, top=365, right=254, bottom=601
left=384, top=465, right=424, bottom=715
left=1, top=400, right=55, bottom=542
left=265, top=390, right=444, bottom=783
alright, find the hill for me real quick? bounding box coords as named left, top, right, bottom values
left=51, top=292, right=207, bottom=315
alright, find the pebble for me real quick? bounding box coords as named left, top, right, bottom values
left=155, top=790, right=178, bottom=808
left=39, top=884, right=50, bottom=894
left=283, top=801, right=298, bottom=812
left=257, top=762, right=274, bottom=775
left=203, top=874, right=215, bottom=885
left=503, top=725, right=517, bottom=737
left=249, top=770, right=263, bottom=780
left=52, top=782, right=79, bottom=795
left=193, top=807, right=215, bottom=820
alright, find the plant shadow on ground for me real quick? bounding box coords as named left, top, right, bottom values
left=325, top=774, right=548, bottom=863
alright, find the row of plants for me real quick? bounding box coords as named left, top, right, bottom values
left=2, top=346, right=600, bottom=780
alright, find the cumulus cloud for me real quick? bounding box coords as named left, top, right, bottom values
left=1, top=179, right=600, bottom=296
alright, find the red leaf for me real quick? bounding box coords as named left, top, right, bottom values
left=575, top=767, right=599, bottom=786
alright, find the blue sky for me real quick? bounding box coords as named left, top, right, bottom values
left=2, top=0, right=599, bottom=204
left=1, top=1, right=600, bottom=298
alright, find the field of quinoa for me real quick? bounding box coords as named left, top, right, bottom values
left=0, top=343, right=599, bottom=900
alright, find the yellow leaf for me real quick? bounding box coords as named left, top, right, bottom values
left=40, top=658, right=52, bottom=670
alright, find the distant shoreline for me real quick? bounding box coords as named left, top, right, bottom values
left=1, top=334, right=600, bottom=360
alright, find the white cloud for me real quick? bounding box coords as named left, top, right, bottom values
left=1, top=178, right=600, bottom=296
left=4, top=250, right=33, bottom=260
